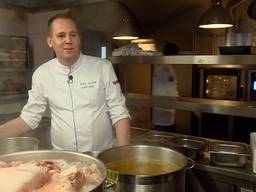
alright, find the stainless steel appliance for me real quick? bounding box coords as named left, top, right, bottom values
left=248, top=70, right=256, bottom=101
left=203, top=69, right=240, bottom=100
left=192, top=65, right=256, bottom=143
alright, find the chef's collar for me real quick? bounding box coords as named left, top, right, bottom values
left=55, top=52, right=82, bottom=74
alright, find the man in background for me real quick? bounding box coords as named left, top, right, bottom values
left=152, top=42, right=179, bottom=132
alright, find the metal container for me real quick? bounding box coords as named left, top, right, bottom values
left=209, top=141, right=250, bottom=167
left=165, top=136, right=207, bottom=160
left=83, top=151, right=101, bottom=158
left=98, top=145, right=188, bottom=192
left=0, top=150, right=107, bottom=192
left=0, top=137, right=39, bottom=154
left=130, top=127, right=148, bottom=144
left=140, top=130, right=176, bottom=145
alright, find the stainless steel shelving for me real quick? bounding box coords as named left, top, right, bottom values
left=109, top=55, right=256, bottom=118
left=109, top=55, right=256, bottom=65
left=126, top=93, right=256, bottom=118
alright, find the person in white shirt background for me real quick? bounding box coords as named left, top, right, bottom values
left=152, top=42, right=179, bottom=132
left=0, top=13, right=131, bottom=152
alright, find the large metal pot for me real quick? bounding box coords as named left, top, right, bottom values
left=0, top=150, right=107, bottom=192
left=98, top=145, right=189, bottom=192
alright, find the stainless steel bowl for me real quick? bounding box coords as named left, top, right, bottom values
left=0, top=137, right=39, bottom=154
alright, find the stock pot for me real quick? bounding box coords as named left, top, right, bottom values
left=98, top=145, right=190, bottom=192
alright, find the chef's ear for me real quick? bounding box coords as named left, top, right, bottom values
left=47, top=36, right=53, bottom=48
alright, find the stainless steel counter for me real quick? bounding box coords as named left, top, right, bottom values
left=129, top=127, right=256, bottom=192
left=3, top=117, right=256, bottom=191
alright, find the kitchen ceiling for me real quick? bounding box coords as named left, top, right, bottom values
left=4, top=0, right=251, bottom=36
left=118, top=0, right=209, bottom=34
left=1, top=0, right=210, bottom=35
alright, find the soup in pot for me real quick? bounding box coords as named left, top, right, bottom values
left=106, top=159, right=180, bottom=176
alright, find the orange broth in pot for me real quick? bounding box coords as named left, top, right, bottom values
left=106, top=159, right=180, bottom=176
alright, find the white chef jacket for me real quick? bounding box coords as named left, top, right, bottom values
left=152, top=64, right=178, bottom=126
left=20, top=53, right=130, bottom=152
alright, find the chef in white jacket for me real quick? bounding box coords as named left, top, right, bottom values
left=0, top=13, right=131, bottom=152
left=152, top=42, right=179, bottom=132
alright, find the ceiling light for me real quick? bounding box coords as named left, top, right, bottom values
left=112, top=18, right=139, bottom=40
left=198, top=0, right=233, bottom=29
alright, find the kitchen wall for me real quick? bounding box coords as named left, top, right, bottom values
left=0, top=8, right=28, bottom=36
left=27, top=9, right=69, bottom=69
left=0, top=8, right=28, bottom=115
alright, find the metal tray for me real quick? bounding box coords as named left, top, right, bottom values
left=209, top=141, right=250, bottom=167
left=140, top=130, right=176, bottom=145
left=164, top=136, right=207, bottom=160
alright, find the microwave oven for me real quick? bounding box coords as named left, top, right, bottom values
left=202, top=68, right=241, bottom=100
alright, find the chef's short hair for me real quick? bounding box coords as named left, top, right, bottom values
left=47, top=13, right=79, bottom=36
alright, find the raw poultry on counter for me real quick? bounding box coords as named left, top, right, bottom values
left=0, top=159, right=102, bottom=192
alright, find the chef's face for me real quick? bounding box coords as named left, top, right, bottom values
left=47, top=18, right=81, bottom=66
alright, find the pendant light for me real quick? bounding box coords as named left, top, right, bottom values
left=112, top=17, right=139, bottom=40
left=198, top=0, right=233, bottom=29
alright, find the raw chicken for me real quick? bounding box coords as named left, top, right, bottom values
left=0, top=159, right=102, bottom=192
left=0, top=163, right=49, bottom=192
left=36, top=165, right=84, bottom=192
left=81, top=164, right=103, bottom=185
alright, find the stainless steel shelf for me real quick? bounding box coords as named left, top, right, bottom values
left=0, top=68, right=29, bottom=72
left=126, top=93, right=256, bottom=118
left=0, top=59, right=26, bottom=62
left=109, top=55, right=256, bottom=65
left=0, top=93, right=27, bottom=100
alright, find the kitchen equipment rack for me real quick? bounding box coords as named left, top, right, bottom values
left=109, top=55, right=256, bottom=118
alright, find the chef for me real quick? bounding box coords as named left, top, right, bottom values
left=0, top=13, right=131, bottom=152
left=152, top=42, right=179, bottom=132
